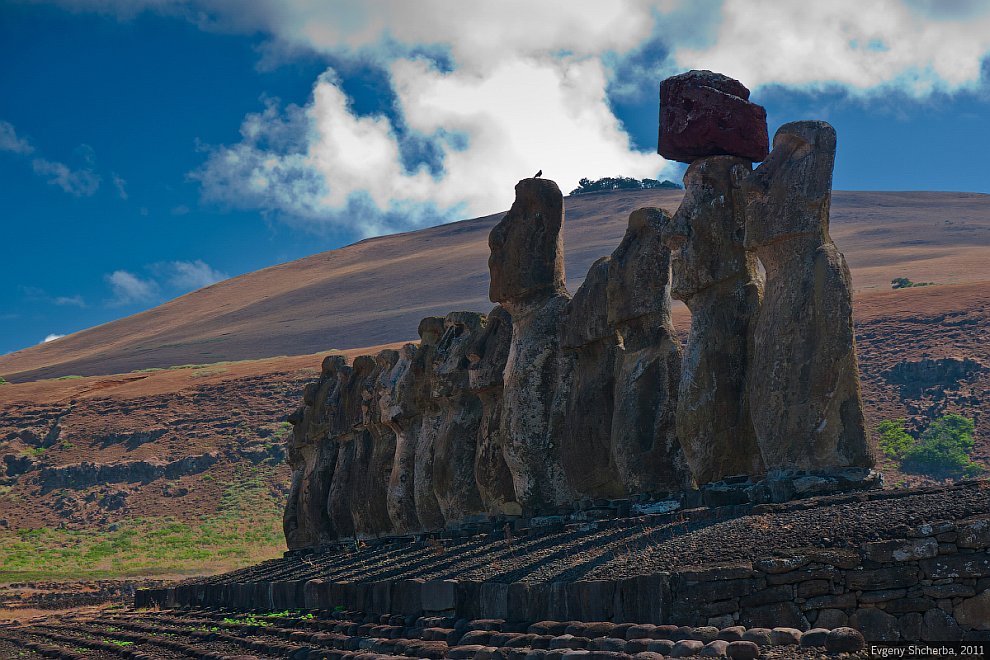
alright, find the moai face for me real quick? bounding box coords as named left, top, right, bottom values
left=742, top=121, right=836, bottom=249
left=488, top=178, right=566, bottom=304
left=431, top=312, right=484, bottom=399
left=662, top=156, right=753, bottom=301
left=606, top=207, right=673, bottom=327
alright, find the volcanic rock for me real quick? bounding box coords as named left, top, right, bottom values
left=658, top=70, right=769, bottom=164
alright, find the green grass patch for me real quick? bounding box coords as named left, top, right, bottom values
left=0, top=376, right=8, bottom=385
left=56, top=375, right=83, bottom=380
left=0, top=464, right=285, bottom=583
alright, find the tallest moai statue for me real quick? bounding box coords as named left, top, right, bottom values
left=741, top=121, right=874, bottom=471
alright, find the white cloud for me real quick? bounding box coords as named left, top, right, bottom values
left=42, top=0, right=990, bottom=237
left=163, top=260, right=229, bottom=290
left=0, top=120, right=34, bottom=154
left=197, top=58, right=668, bottom=236
left=31, top=157, right=101, bottom=196
left=42, top=333, right=65, bottom=343
left=672, top=0, right=990, bottom=95
left=53, top=295, right=86, bottom=307
left=104, top=270, right=159, bottom=306
left=112, top=172, right=128, bottom=199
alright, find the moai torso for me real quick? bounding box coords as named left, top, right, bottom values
left=489, top=178, right=573, bottom=515
left=662, top=157, right=764, bottom=484
left=560, top=257, right=625, bottom=498
left=741, top=121, right=873, bottom=471
left=607, top=207, right=689, bottom=494
left=430, top=311, right=487, bottom=524
left=468, top=305, right=518, bottom=516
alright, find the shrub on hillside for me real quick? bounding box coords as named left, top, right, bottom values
left=569, top=176, right=681, bottom=195
left=882, top=414, right=984, bottom=478
left=891, top=277, right=934, bottom=289
left=876, top=419, right=914, bottom=460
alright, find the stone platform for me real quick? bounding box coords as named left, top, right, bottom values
left=134, top=480, right=990, bottom=643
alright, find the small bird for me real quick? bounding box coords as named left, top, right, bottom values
left=534, top=169, right=542, bottom=178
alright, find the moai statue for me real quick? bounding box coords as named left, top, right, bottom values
left=383, top=317, right=444, bottom=534
left=412, top=317, right=448, bottom=531
left=430, top=311, right=487, bottom=524
left=326, top=356, right=376, bottom=541
left=380, top=342, right=422, bottom=534
left=741, top=121, right=874, bottom=470
left=489, top=177, right=573, bottom=514
left=282, top=354, right=346, bottom=550
left=607, top=208, right=690, bottom=494
left=560, top=257, right=625, bottom=498
left=662, top=158, right=765, bottom=484
left=348, top=350, right=398, bottom=537
left=467, top=305, right=518, bottom=516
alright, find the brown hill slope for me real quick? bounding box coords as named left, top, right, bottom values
left=2, top=190, right=989, bottom=382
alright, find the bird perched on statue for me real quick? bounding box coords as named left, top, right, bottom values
left=534, top=169, right=542, bottom=178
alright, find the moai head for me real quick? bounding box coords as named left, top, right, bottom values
left=662, top=156, right=754, bottom=301
left=488, top=178, right=566, bottom=304
left=321, top=354, right=346, bottom=379
left=742, top=121, right=836, bottom=249
left=390, top=317, right=445, bottom=421
left=381, top=343, right=416, bottom=424
left=364, top=350, right=399, bottom=428
left=562, top=256, right=612, bottom=350
left=607, top=207, right=674, bottom=326
left=431, top=311, right=484, bottom=399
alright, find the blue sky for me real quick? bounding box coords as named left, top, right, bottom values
left=2, top=0, right=990, bottom=356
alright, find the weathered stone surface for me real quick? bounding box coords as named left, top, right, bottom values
left=351, top=350, right=397, bottom=536
left=863, top=537, right=938, bottom=562
left=387, top=318, right=444, bottom=534
left=490, top=178, right=573, bottom=514
left=429, top=312, right=487, bottom=524
left=658, top=70, right=769, bottom=164
left=468, top=305, right=518, bottom=516
left=921, top=552, right=990, bottom=579
left=813, top=609, right=848, bottom=629
left=850, top=608, right=899, bottom=641
left=725, top=640, right=760, bottom=660
left=741, top=121, right=873, bottom=471
left=958, top=517, right=990, bottom=549
left=954, top=589, right=990, bottom=630
left=561, top=257, right=624, bottom=498
left=922, top=609, right=963, bottom=641
left=825, top=627, right=865, bottom=653
left=608, top=208, right=688, bottom=494
left=663, top=156, right=762, bottom=484
left=283, top=355, right=346, bottom=550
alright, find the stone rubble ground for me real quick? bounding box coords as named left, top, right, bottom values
left=0, top=607, right=872, bottom=659
left=197, top=482, right=989, bottom=587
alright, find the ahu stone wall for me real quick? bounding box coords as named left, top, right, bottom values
left=281, top=70, right=877, bottom=550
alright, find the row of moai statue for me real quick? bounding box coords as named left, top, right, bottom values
left=283, top=70, right=875, bottom=550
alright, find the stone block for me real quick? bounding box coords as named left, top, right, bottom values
left=423, top=580, right=457, bottom=613
left=958, top=518, right=990, bottom=549
left=921, top=552, right=990, bottom=579
left=741, top=602, right=809, bottom=631
left=954, top=589, right=990, bottom=630
left=846, top=566, right=919, bottom=590
left=480, top=582, right=509, bottom=619
left=864, top=537, right=938, bottom=562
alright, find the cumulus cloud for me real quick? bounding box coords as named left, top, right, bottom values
left=0, top=120, right=34, bottom=154
left=162, top=259, right=229, bottom=290
left=31, top=157, right=102, bottom=196
left=104, top=270, right=159, bottom=306
left=112, top=172, right=128, bottom=199
left=44, top=0, right=990, bottom=236
left=42, top=333, right=65, bottom=343
left=196, top=57, right=666, bottom=236
left=53, top=295, right=86, bottom=307
left=673, top=0, right=990, bottom=95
